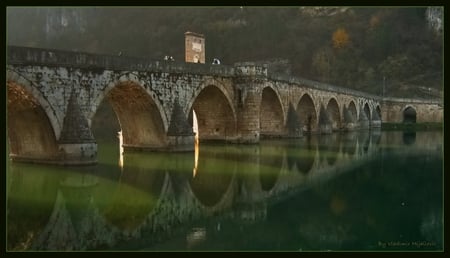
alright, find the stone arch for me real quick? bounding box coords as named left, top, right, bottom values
left=7, top=68, right=61, bottom=138
left=297, top=93, right=318, bottom=133
left=363, top=102, right=372, bottom=121
left=186, top=77, right=236, bottom=118
left=326, top=97, right=341, bottom=131
left=348, top=100, right=358, bottom=122
left=97, top=78, right=168, bottom=150
left=7, top=81, right=60, bottom=161
left=403, top=106, right=417, bottom=123
left=375, top=105, right=382, bottom=121
left=358, top=101, right=371, bottom=124
left=90, top=72, right=169, bottom=132
left=188, top=85, right=237, bottom=141
left=260, top=86, right=285, bottom=137
left=91, top=96, right=121, bottom=142
left=363, top=102, right=371, bottom=121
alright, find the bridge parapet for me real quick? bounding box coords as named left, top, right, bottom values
left=268, top=72, right=381, bottom=100
left=7, top=45, right=235, bottom=77
left=234, top=62, right=268, bottom=77
left=382, top=96, right=442, bottom=105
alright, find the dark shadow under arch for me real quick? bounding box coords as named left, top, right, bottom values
left=104, top=81, right=167, bottom=150
left=189, top=85, right=236, bottom=142
left=297, top=94, right=317, bottom=134
left=403, top=107, right=417, bottom=123
left=260, top=87, right=284, bottom=137
left=326, top=98, right=341, bottom=131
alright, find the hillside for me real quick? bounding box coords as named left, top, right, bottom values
left=7, top=7, right=443, bottom=99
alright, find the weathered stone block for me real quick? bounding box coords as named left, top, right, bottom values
left=58, top=142, right=97, bottom=165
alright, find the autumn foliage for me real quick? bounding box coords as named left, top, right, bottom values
left=332, top=28, right=350, bottom=49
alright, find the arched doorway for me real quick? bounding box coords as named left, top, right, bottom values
left=403, top=107, right=417, bottom=123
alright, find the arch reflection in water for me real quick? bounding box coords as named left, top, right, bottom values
left=7, top=131, right=440, bottom=251
left=342, top=131, right=358, bottom=157
left=118, top=130, right=124, bottom=169
left=358, top=131, right=371, bottom=156
left=189, top=144, right=236, bottom=209
left=7, top=163, right=62, bottom=251
left=371, top=128, right=382, bottom=147
left=193, top=140, right=199, bottom=177
left=286, top=136, right=317, bottom=174
left=94, top=152, right=168, bottom=231
left=258, top=140, right=284, bottom=192
left=403, top=131, right=416, bottom=145
left=318, top=134, right=341, bottom=166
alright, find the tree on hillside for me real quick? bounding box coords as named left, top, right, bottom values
left=332, top=28, right=350, bottom=49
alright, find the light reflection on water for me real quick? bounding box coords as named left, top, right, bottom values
left=6, top=131, right=443, bottom=251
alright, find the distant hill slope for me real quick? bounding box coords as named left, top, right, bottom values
left=7, top=7, right=442, bottom=99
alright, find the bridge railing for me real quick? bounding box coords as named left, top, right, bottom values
left=7, top=46, right=442, bottom=105
left=7, top=45, right=235, bottom=77
left=268, top=72, right=383, bottom=101
left=381, top=96, right=442, bottom=105
left=268, top=72, right=442, bottom=105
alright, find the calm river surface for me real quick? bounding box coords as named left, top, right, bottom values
left=6, top=130, right=443, bottom=251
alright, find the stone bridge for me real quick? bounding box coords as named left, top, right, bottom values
left=6, top=46, right=443, bottom=165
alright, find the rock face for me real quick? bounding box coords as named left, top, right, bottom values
left=299, top=7, right=350, bottom=17
left=43, top=8, right=90, bottom=40
left=426, top=7, right=443, bottom=35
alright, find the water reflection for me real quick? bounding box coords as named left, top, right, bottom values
left=96, top=152, right=167, bottom=231
left=7, top=164, right=62, bottom=250
left=118, top=131, right=124, bottom=169
left=286, top=136, right=316, bottom=174
left=342, top=131, right=357, bottom=156
left=318, top=133, right=341, bottom=166
left=371, top=128, right=382, bottom=146
left=6, top=131, right=443, bottom=251
left=358, top=131, right=371, bottom=155
left=259, top=140, right=283, bottom=192
left=403, top=131, right=416, bottom=145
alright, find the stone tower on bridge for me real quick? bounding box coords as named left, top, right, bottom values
left=185, top=31, right=205, bottom=64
